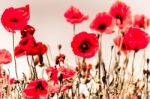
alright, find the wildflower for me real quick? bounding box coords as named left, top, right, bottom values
left=133, top=15, right=150, bottom=29
left=123, top=27, right=149, bottom=51
left=71, top=31, right=99, bottom=58
left=23, top=79, right=48, bottom=99
left=109, top=1, right=132, bottom=29
left=64, top=6, right=88, bottom=24
left=1, top=5, right=30, bottom=32
left=0, top=49, right=12, bottom=64
left=90, top=12, right=114, bottom=34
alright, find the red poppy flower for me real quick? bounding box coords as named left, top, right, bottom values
left=21, top=25, right=35, bottom=38
left=1, top=5, right=30, bottom=33
left=15, top=37, right=47, bottom=57
left=123, top=27, right=150, bottom=51
left=113, top=35, right=128, bottom=54
left=60, top=83, right=72, bottom=92
left=48, top=84, right=68, bottom=93
left=71, top=31, right=99, bottom=58
left=26, top=42, right=47, bottom=56
left=133, top=15, right=150, bottom=29
left=46, top=66, right=76, bottom=84
left=20, top=36, right=36, bottom=50
left=64, top=6, right=88, bottom=24
left=14, top=46, right=26, bottom=57
left=109, top=1, right=132, bottom=29
left=48, top=83, right=60, bottom=93
left=0, top=49, right=12, bottom=64
left=90, top=12, right=115, bottom=34
left=48, top=82, right=72, bottom=93
left=23, top=79, right=48, bottom=99
left=59, top=66, right=76, bottom=79
left=46, top=67, right=59, bottom=84
left=14, top=36, right=36, bottom=57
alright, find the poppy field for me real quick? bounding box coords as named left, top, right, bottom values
left=0, top=1, right=150, bottom=99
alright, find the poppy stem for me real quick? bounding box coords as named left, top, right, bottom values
left=0, top=66, right=2, bottom=99
left=146, top=58, right=149, bottom=99
left=26, top=56, right=34, bottom=80
left=143, top=49, right=146, bottom=68
left=73, top=24, right=79, bottom=64
left=73, top=24, right=76, bottom=35
left=77, top=58, right=85, bottom=96
left=71, top=88, right=74, bottom=99
left=12, top=33, right=18, bottom=79
left=121, top=57, right=129, bottom=90
left=98, top=34, right=102, bottom=94
left=130, top=51, right=136, bottom=83
left=47, top=44, right=53, bottom=65
left=107, top=46, right=114, bottom=87
left=46, top=51, right=51, bottom=66
left=0, top=65, right=2, bottom=74
left=140, top=49, right=146, bottom=74
left=31, top=55, right=38, bottom=80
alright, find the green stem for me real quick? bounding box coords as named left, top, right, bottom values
left=98, top=34, right=102, bottom=95
left=146, top=59, right=149, bottom=99
left=73, top=24, right=79, bottom=64
left=131, top=51, right=136, bottom=82
left=12, top=33, right=18, bottom=79
left=46, top=52, right=51, bottom=66
left=73, top=24, right=76, bottom=35
left=121, top=57, right=129, bottom=89
left=31, top=56, right=38, bottom=80
left=26, top=56, right=34, bottom=80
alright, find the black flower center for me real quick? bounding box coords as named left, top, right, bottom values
left=139, top=23, right=144, bottom=28
left=35, top=82, right=45, bottom=90
left=115, top=14, right=123, bottom=24
left=10, top=18, right=18, bottom=23
left=18, top=48, right=25, bottom=53
left=71, top=16, right=78, bottom=19
left=98, top=23, right=106, bottom=30
left=79, top=41, right=90, bottom=53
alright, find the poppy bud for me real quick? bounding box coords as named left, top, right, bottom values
left=21, top=25, right=35, bottom=38
left=147, top=58, right=149, bottom=64
left=55, top=54, right=65, bottom=65
left=58, top=44, right=62, bottom=50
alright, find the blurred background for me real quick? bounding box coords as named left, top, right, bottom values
left=0, top=0, right=150, bottom=79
